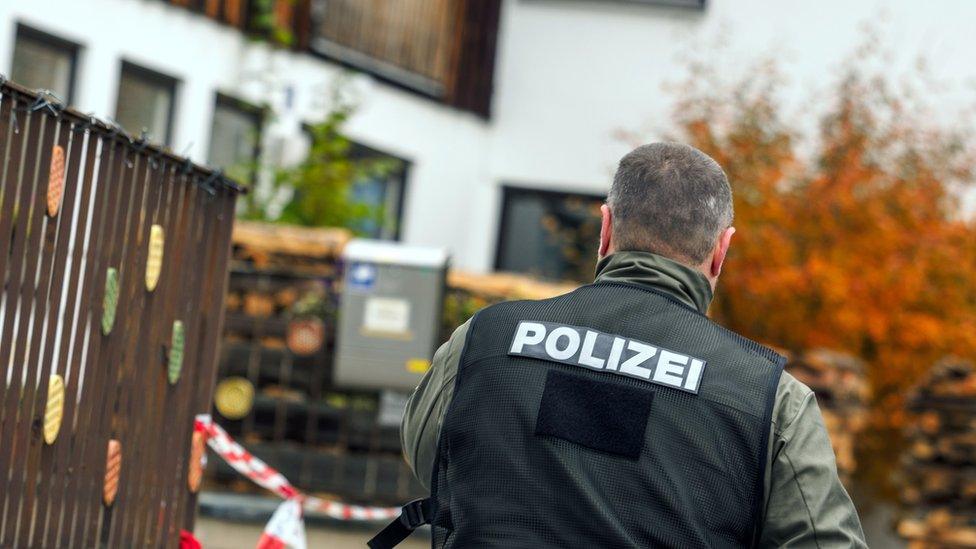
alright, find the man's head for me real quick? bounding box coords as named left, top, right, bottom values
left=600, top=142, right=735, bottom=289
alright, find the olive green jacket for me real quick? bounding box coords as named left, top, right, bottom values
left=402, top=251, right=866, bottom=547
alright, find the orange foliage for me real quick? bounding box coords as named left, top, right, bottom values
left=669, top=60, right=976, bottom=439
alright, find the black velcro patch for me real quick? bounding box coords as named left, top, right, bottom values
left=535, top=369, right=653, bottom=459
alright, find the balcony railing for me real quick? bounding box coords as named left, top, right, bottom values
left=161, top=0, right=501, bottom=118
left=311, top=0, right=455, bottom=96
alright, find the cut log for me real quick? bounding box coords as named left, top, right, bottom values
left=901, top=359, right=976, bottom=547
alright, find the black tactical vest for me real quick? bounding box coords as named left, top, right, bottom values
left=428, top=282, right=784, bottom=548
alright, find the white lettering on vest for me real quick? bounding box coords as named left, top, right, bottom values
left=685, top=358, right=705, bottom=391
left=510, top=321, right=546, bottom=354
left=653, top=350, right=688, bottom=388
left=507, top=321, right=708, bottom=394
left=606, top=337, right=626, bottom=371
left=578, top=330, right=605, bottom=369
left=545, top=326, right=581, bottom=360
left=619, top=341, right=657, bottom=379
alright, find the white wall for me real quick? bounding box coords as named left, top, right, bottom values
left=2, top=0, right=975, bottom=273
left=483, top=0, right=976, bottom=265
left=0, top=0, right=490, bottom=268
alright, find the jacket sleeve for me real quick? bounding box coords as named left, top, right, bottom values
left=759, top=377, right=867, bottom=548
left=400, top=319, right=471, bottom=491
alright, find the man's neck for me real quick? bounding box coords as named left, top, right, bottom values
left=594, top=251, right=714, bottom=314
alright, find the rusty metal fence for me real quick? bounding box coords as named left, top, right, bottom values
left=0, top=80, right=241, bottom=548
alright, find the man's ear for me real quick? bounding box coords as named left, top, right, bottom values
left=710, top=226, right=735, bottom=278
left=599, top=204, right=613, bottom=258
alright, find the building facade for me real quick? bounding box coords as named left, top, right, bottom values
left=2, top=0, right=975, bottom=278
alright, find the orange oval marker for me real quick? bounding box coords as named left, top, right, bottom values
left=47, top=145, right=65, bottom=217
left=104, top=439, right=122, bottom=506
left=188, top=431, right=205, bottom=493
left=287, top=318, right=324, bottom=355
left=43, top=374, right=65, bottom=444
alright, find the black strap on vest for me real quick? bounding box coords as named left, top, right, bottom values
left=367, top=498, right=431, bottom=549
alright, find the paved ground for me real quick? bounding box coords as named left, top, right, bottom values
left=195, top=516, right=429, bottom=548
left=195, top=487, right=900, bottom=547
left=195, top=492, right=429, bottom=548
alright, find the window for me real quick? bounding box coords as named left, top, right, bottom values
left=495, top=186, right=605, bottom=282
left=10, top=24, right=80, bottom=103
left=299, top=125, right=409, bottom=240
left=596, top=0, right=705, bottom=7
left=115, top=62, right=177, bottom=145
left=347, top=143, right=408, bottom=240
left=207, top=94, right=263, bottom=183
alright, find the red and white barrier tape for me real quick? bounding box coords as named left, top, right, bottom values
left=257, top=499, right=307, bottom=549
left=194, top=414, right=401, bottom=522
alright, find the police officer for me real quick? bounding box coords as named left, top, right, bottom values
left=372, top=143, right=866, bottom=548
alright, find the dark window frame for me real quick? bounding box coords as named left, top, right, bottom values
left=11, top=23, right=82, bottom=104
left=552, top=0, right=705, bottom=8
left=309, top=39, right=446, bottom=100
left=347, top=140, right=411, bottom=241
left=299, top=123, right=411, bottom=241
left=208, top=92, right=267, bottom=184
left=493, top=184, right=606, bottom=278
left=631, top=0, right=705, bottom=7
left=115, top=60, right=179, bottom=146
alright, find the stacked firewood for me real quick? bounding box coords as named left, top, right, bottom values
left=898, top=359, right=976, bottom=548
left=217, top=221, right=579, bottom=504
left=784, top=349, right=869, bottom=484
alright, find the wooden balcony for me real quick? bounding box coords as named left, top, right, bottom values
left=162, top=0, right=502, bottom=118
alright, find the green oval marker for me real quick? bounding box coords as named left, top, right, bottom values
left=102, top=268, right=119, bottom=335
left=168, top=320, right=185, bottom=384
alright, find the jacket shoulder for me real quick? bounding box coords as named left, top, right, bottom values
left=772, top=371, right=816, bottom=434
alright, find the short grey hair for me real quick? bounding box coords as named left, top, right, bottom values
left=607, top=142, right=733, bottom=264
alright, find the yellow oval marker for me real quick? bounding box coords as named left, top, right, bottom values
left=214, top=377, right=255, bottom=420
left=43, top=374, right=65, bottom=444
left=145, top=224, right=164, bottom=291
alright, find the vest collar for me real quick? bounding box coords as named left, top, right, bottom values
left=594, top=251, right=713, bottom=314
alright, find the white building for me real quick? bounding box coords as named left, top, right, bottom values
left=2, top=0, right=975, bottom=279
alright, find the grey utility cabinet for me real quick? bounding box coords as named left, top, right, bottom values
left=334, top=239, right=449, bottom=391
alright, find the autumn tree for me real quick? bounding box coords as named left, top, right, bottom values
left=660, top=52, right=976, bottom=487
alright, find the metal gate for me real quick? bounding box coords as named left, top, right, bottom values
left=0, top=80, right=241, bottom=547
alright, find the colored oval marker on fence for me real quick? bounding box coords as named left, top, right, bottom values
left=47, top=145, right=66, bottom=217
left=104, top=440, right=122, bottom=506
left=168, top=320, right=185, bottom=384
left=146, top=224, right=164, bottom=291
left=102, top=268, right=119, bottom=335
left=43, top=374, right=65, bottom=445
left=214, top=377, right=255, bottom=420
left=287, top=318, right=324, bottom=355
left=188, top=431, right=205, bottom=493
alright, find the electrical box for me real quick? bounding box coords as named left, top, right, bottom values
left=334, top=239, right=449, bottom=391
